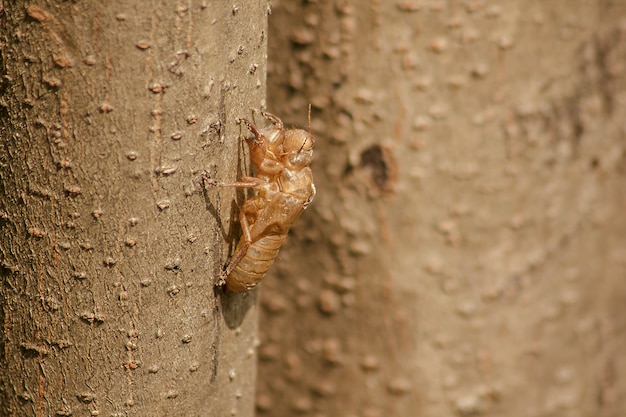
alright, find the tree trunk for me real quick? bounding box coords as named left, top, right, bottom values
left=0, top=1, right=266, bottom=416
left=257, top=1, right=626, bottom=416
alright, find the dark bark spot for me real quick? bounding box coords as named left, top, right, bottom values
left=359, top=144, right=397, bottom=192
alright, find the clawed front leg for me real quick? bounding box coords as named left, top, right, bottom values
left=236, top=117, right=263, bottom=145
left=237, top=117, right=273, bottom=168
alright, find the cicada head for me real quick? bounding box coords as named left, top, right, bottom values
left=283, top=129, right=314, bottom=152
left=281, top=129, right=314, bottom=170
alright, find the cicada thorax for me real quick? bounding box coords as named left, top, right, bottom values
left=277, top=166, right=315, bottom=204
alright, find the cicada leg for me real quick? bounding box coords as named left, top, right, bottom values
left=215, top=176, right=271, bottom=281
left=237, top=118, right=263, bottom=146
left=221, top=205, right=253, bottom=280
left=259, top=110, right=283, bottom=129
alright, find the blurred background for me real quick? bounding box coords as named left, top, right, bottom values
left=256, top=1, right=626, bottom=416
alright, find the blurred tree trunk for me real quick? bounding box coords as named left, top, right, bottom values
left=257, top=1, right=626, bottom=416
left=0, top=1, right=266, bottom=416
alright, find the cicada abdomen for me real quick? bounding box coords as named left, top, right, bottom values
left=225, top=234, right=287, bottom=292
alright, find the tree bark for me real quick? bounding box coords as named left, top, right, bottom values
left=257, top=1, right=626, bottom=416
left=0, top=1, right=266, bottom=416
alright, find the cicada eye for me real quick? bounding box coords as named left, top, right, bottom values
left=298, top=134, right=314, bottom=152
left=288, top=148, right=313, bottom=169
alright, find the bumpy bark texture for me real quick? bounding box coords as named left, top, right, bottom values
left=0, top=1, right=267, bottom=416
left=257, top=1, right=626, bottom=416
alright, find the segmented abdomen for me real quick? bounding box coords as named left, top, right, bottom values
left=225, top=234, right=288, bottom=292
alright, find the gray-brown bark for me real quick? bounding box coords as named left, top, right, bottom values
left=257, top=1, right=626, bottom=416
left=0, top=1, right=266, bottom=416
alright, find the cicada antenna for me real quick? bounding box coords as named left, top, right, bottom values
left=307, top=103, right=312, bottom=132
